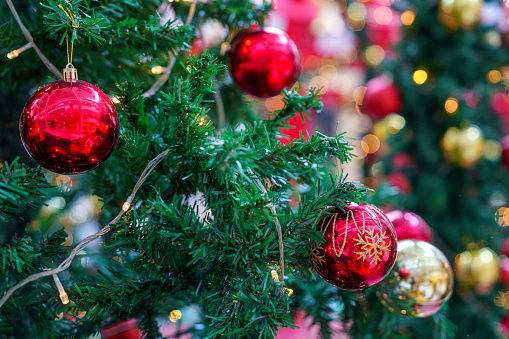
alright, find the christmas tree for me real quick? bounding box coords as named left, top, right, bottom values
left=355, top=0, right=509, bottom=337
left=0, top=0, right=405, bottom=337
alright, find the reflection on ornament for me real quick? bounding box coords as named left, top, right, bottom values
left=454, top=244, right=499, bottom=295
left=20, top=69, right=119, bottom=174
left=438, top=0, right=482, bottom=31
left=378, top=240, right=454, bottom=318
left=309, top=202, right=397, bottom=290
left=441, top=124, right=485, bottom=168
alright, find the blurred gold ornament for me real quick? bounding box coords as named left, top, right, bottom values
left=378, top=240, right=454, bottom=318
left=441, top=124, right=485, bottom=168
left=454, top=244, right=499, bottom=295
left=438, top=0, right=482, bottom=31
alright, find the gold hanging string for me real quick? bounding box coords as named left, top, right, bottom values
left=58, top=4, right=78, bottom=65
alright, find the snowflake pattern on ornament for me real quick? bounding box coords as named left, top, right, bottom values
left=353, top=227, right=390, bottom=264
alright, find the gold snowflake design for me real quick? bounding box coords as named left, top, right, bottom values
left=309, top=242, right=325, bottom=267
left=353, top=227, right=390, bottom=264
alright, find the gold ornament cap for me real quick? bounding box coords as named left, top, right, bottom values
left=63, top=63, right=78, bottom=82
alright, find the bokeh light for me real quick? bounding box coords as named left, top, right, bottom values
left=487, top=70, right=502, bottom=84
left=401, top=10, right=416, bottom=26
left=373, top=6, right=393, bottom=26
left=365, top=45, right=385, bottom=66
left=413, top=70, right=428, bottom=85
left=362, top=134, right=381, bottom=153
left=386, top=114, right=406, bottom=134
left=484, top=140, right=502, bottom=161
left=444, top=97, right=459, bottom=114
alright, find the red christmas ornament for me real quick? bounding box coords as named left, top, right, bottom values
left=361, top=76, right=402, bottom=120
left=101, top=319, right=142, bottom=339
left=502, top=316, right=509, bottom=336
left=309, top=202, right=398, bottom=290
left=228, top=27, right=301, bottom=98
left=386, top=210, right=433, bottom=243
left=500, top=257, right=509, bottom=289
left=501, top=136, right=509, bottom=169
left=501, top=238, right=509, bottom=257
left=20, top=65, right=119, bottom=174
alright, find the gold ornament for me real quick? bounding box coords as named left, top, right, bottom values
left=441, top=124, right=485, bottom=168
left=454, top=243, right=499, bottom=295
left=438, top=0, right=482, bottom=31
left=378, top=240, right=454, bottom=318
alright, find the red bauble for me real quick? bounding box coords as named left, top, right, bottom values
left=102, top=319, right=142, bottom=339
left=228, top=27, right=301, bottom=98
left=20, top=79, right=119, bottom=174
left=386, top=210, right=433, bottom=243
left=501, top=136, right=509, bottom=169
left=500, top=257, right=509, bottom=289
left=361, top=76, right=402, bottom=120
left=309, top=202, right=398, bottom=290
left=501, top=238, right=509, bottom=257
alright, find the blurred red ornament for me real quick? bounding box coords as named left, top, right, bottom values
left=501, top=237, right=509, bottom=257
left=391, top=152, right=413, bottom=169
left=491, top=90, right=509, bottom=117
left=389, top=172, right=412, bottom=194
left=309, top=202, right=398, bottom=290
left=361, top=76, right=402, bottom=120
left=278, top=111, right=316, bottom=145
left=228, top=27, right=301, bottom=98
left=502, top=315, right=509, bottom=336
left=189, top=38, right=204, bottom=56
left=20, top=76, right=119, bottom=174
left=386, top=210, right=433, bottom=243
left=102, top=319, right=142, bottom=339
left=501, top=136, right=509, bottom=169
left=500, top=257, right=509, bottom=289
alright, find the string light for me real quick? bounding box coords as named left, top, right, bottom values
left=52, top=274, right=69, bottom=305
left=412, top=70, right=428, bottom=85
left=169, top=310, right=182, bottom=322
left=444, top=97, right=459, bottom=114
left=6, top=42, right=33, bottom=59
left=122, top=202, right=131, bottom=211
left=151, top=66, right=165, bottom=74
left=112, top=96, right=120, bottom=104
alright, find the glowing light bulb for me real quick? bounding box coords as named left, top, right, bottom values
left=122, top=202, right=131, bottom=211
left=169, top=310, right=182, bottom=322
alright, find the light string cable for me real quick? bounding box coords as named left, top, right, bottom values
left=5, top=0, right=63, bottom=78
left=0, top=149, right=170, bottom=309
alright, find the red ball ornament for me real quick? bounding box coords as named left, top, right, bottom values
left=361, top=76, right=402, bottom=120
left=501, top=136, right=509, bottom=169
left=501, top=238, right=509, bottom=257
left=309, top=202, right=398, bottom=290
left=101, top=319, right=142, bottom=339
left=20, top=66, right=119, bottom=174
left=386, top=210, right=433, bottom=243
left=500, top=257, right=509, bottom=289
left=228, top=27, right=301, bottom=98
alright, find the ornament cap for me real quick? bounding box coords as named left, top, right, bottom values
left=63, top=63, right=78, bottom=82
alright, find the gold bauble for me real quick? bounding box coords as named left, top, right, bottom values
left=441, top=124, right=485, bottom=168
left=378, top=240, right=454, bottom=318
left=438, top=0, right=482, bottom=31
left=454, top=244, right=499, bottom=295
